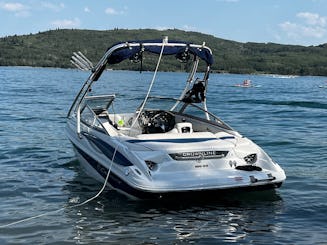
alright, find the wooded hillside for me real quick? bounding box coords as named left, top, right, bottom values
left=1, top=28, right=327, bottom=76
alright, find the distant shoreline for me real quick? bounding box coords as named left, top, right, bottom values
left=3, top=66, right=327, bottom=78
left=1, top=29, right=326, bottom=76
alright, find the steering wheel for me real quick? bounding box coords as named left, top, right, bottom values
left=140, top=110, right=175, bottom=134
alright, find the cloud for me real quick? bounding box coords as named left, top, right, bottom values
left=280, top=21, right=326, bottom=39
left=182, top=25, right=197, bottom=32
left=279, top=12, right=327, bottom=43
left=1, top=2, right=24, bottom=11
left=84, top=7, right=90, bottom=13
left=0, top=1, right=65, bottom=17
left=51, top=18, right=81, bottom=29
left=296, top=12, right=326, bottom=26
left=105, top=7, right=124, bottom=15
left=155, top=26, right=170, bottom=31
left=40, top=2, right=65, bottom=12
left=154, top=25, right=197, bottom=32
left=0, top=2, right=30, bottom=16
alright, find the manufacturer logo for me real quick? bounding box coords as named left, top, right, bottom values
left=170, top=150, right=228, bottom=161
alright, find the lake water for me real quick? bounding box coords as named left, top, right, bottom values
left=0, top=66, right=326, bottom=244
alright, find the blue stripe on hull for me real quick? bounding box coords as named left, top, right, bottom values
left=72, top=143, right=160, bottom=199
left=83, top=132, right=133, bottom=167
left=126, top=138, right=218, bottom=144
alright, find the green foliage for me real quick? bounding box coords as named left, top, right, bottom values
left=1, top=28, right=327, bottom=75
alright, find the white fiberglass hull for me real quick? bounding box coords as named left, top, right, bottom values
left=65, top=39, right=286, bottom=200
left=66, top=119, right=285, bottom=200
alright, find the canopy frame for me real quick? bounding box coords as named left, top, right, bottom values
left=67, top=38, right=214, bottom=119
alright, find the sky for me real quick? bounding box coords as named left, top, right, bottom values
left=0, top=0, right=327, bottom=46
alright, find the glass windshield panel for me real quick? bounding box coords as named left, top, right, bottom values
left=84, top=95, right=115, bottom=114
left=81, top=105, right=104, bottom=130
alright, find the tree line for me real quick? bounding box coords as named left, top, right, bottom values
left=1, top=28, right=327, bottom=76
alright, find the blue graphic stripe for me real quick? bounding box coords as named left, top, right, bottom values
left=72, top=143, right=160, bottom=199
left=83, top=133, right=133, bottom=166
left=126, top=138, right=218, bottom=144
left=219, top=136, right=235, bottom=140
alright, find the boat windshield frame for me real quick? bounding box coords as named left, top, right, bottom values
left=145, top=96, right=234, bottom=131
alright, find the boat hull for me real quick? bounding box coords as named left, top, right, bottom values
left=65, top=40, right=286, bottom=200
left=71, top=140, right=283, bottom=200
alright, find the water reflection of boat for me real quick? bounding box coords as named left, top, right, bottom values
left=66, top=37, right=286, bottom=200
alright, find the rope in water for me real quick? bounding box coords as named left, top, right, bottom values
left=0, top=145, right=118, bottom=228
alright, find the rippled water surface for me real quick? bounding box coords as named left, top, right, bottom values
left=0, top=67, right=326, bottom=244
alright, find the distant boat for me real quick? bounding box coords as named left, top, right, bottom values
left=234, top=79, right=259, bottom=88
left=318, top=81, right=327, bottom=88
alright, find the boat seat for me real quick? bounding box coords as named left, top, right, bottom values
left=170, top=122, right=193, bottom=133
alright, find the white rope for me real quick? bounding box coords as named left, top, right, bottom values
left=129, top=37, right=167, bottom=131
left=0, top=145, right=118, bottom=228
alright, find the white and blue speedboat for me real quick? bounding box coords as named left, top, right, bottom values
left=66, top=38, right=286, bottom=199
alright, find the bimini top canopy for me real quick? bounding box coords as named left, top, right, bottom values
left=68, top=38, right=214, bottom=117
left=104, top=39, right=214, bottom=66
